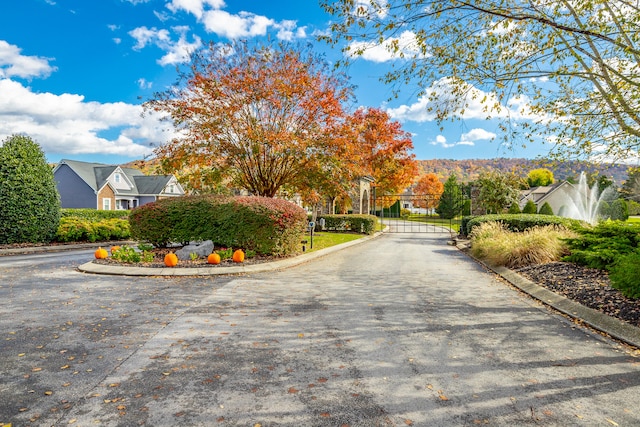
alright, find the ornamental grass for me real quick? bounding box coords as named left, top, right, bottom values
left=469, top=221, right=577, bottom=268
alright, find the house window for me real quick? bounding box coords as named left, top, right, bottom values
left=114, top=173, right=121, bottom=183
left=168, top=184, right=175, bottom=193
left=103, top=198, right=111, bottom=210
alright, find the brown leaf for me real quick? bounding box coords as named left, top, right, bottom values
left=320, top=412, right=330, bottom=417
left=288, top=387, right=299, bottom=394
left=404, top=420, right=414, bottom=425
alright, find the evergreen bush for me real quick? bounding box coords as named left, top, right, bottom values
left=522, top=200, right=537, bottom=214
left=0, top=135, right=60, bottom=244
left=563, top=221, right=640, bottom=270
left=508, top=203, right=521, bottom=214
left=462, top=214, right=579, bottom=237
left=608, top=250, right=640, bottom=299
left=538, top=202, right=554, bottom=215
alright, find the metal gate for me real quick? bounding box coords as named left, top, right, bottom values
left=371, top=193, right=464, bottom=234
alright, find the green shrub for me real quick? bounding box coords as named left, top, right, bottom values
left=610, top=199, right=629, bottom=221
left=315, top=214, right=377, bottom=235
left=538, top=202, right=554, bottom=215
left=608, top=250, right=640, bottom=299
left=129, top=195, right=307, bottom=256
left=563, top=221, right=640, bottom=270
left=627, top=200, right=640, bottom=216
left=0, top=135, right=60, bottom=244
left=462, top=214, right=580, bottom=237
left=522, top=200, right=537, bottom=214
left=508, top=203, right=521, bottom=214
left=55, top=217, right=130, bottom=242
left=469, top=221, right=576, bottom=268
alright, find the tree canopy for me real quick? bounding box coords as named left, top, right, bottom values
left=321, top=0, right=640, bottom=161
left=413, top=173, right=444, bottom=209
left=475, top=170, right=525, bottom=214
left=145, top=42, right=353, bottom=197
left=527, top=168, right=554, bottom=187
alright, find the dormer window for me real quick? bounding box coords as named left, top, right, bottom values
left=114, top=173, right=121, bottom=183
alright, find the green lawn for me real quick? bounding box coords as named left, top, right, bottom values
left=303, top=232, right=365, bottom=252
left=627, top=216, right=640, bottom=224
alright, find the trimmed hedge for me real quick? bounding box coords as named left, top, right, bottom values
left=60, top=208, right=130, bottom=220
left=129, top=195, right=307, bottom=256
left=314, top=214, right=377, bottom=235
left=55, top=217, right=130, bottom=242
left=461, top=214, right=581, bottom=237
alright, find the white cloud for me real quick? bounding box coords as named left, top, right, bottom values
left=347, top=31, right=426, bottom=63
left=0, top=78, right=173, bottom=157
left=0, top=40, right=57, bottom=79
left=165, top=0, right=304, bottom=41
left=201, top=10, right=273, bottom=39
left=137, top=78, right=152, bottom=89
left=129, top=26, right=201, bottom=65
left=460, top=128, right=496, bottom=142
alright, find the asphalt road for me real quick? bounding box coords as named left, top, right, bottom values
left=1, top=233, right=639, bottom=426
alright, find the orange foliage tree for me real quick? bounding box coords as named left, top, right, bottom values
left=345, top=108, right=418, bottom=206
left=413, top=173, right=444, bottom=210
left=144, top=42, right=353, bottom=197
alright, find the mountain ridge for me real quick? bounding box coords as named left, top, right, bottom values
left=417, top=158, right=632, bottom=184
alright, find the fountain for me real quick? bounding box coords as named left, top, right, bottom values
left=559, top=172, right=616, bottom=225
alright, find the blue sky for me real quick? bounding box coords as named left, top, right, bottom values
left=0, top=0, right=550, bottom=165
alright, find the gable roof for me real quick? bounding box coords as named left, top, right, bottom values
left=520, top=181, right=571, bottom=205
left=55, top=159, right=177, bottom=196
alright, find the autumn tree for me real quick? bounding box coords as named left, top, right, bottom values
left=321, top=0, right=640, bottom=161
left=345, top=107, right=418, bottom=198
left=475, top=170, right=525, bottom=214
left=527, top=168, right=554, bottom=187
left=145, top=42, right=352, bottom=197
left=413, top=173, right=444, bottom=210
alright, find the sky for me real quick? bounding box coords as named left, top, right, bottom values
left=0, top=0, right=551, bottom=165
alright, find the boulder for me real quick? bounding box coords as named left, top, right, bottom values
left=175, top=240, right=214, bottom=260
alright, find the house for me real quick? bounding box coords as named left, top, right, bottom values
left=519, top=181, right=574, bottom=215
left=53, top=159, right=185, bottom=210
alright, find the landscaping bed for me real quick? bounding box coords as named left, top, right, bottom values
left=517, top=261, right=640, bottom=327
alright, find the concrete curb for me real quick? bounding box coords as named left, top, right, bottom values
left=77, top=232, right=383, bottom=276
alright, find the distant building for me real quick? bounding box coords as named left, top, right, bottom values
left=53, top=159, right=184, bottom=210
left=519, top=181, right=574, bottom=215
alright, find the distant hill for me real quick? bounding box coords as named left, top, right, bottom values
left=417, top=158, right=632, bottom=184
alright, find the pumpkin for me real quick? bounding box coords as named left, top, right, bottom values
left=232, top=249, right=245, bottom=263
left=94, top=247, right=108, bottom=259
left=207, top=253, right=221, bottom=265
left=164, top=252, right=178, bottom=267
left=110, top=245, right=121, bottom=254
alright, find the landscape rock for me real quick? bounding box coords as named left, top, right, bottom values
left=175, top=240, right=214, bottom=260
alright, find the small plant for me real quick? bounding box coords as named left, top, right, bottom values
left=137, top=243, right=154, bottom=252
left=245, top=249, right=256, bottom=259
left=141, top=251, right=154, bottom=263
left=217, top=247, right=233, bottom=260
left=189, top=252, right=198, bottom=261
left=111, top=245, right=141, bottom=263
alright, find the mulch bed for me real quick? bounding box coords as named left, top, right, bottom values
left=93, top=247, right=288, bottom=269
left=516, top=262, right=640, bottom=327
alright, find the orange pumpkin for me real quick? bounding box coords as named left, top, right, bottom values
left=110, top=245, right=121, bottom=254
left=94, top=247, right=108, bottom=259
left=232, top=249, right=245, bottom=263
left=164, top=252, right=178, bottom=267
left=207, top=253, right=221, bottom=265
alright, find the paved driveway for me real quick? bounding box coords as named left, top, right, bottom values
left=1, top=233, right=639, bottom=426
